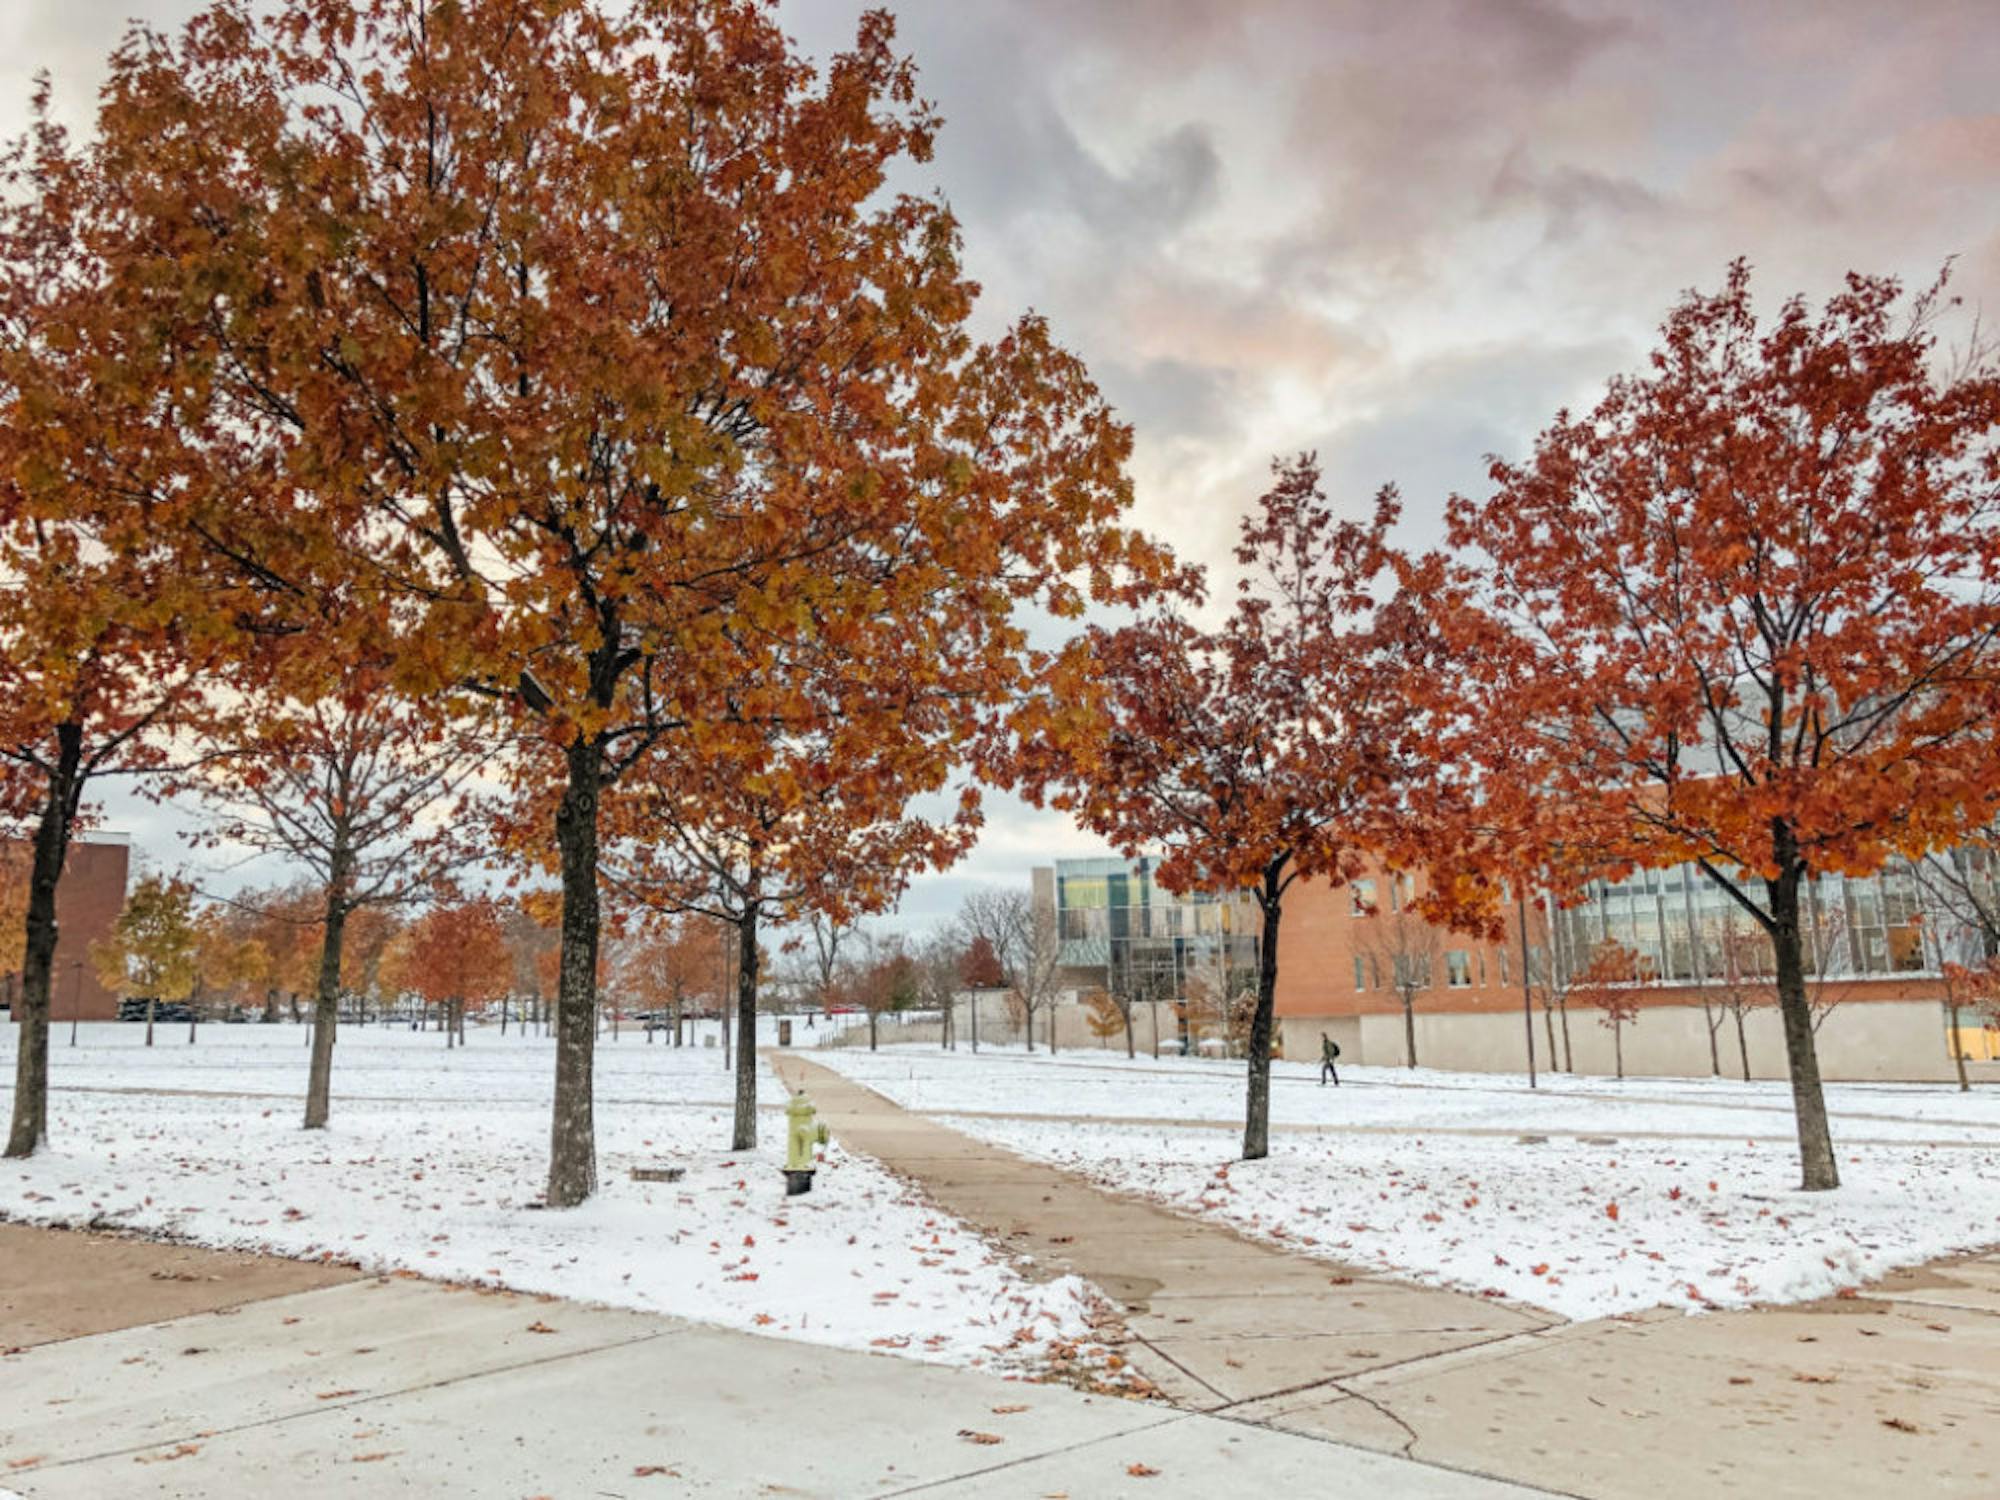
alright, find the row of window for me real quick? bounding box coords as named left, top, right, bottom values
left=1353, top=946, right=1511, bottom=992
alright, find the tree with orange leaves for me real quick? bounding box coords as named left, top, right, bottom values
left=1445, top=264, right=2000, bottom=1190
left=0, top=93, right=225, bottom=1157
left=101, top=0, right=1167, bottom=1205
left=620, top=916, right=726, bottom=1047
left=608, top=659, right=979, bottom=1149
left=1569, top=941, right=1643, bottom=1082
left=1007, top=456, right=1436, bottom=1160
left=189, top=689, right=491, bottom=1127
left=384, top=900, right=511, bottom=1046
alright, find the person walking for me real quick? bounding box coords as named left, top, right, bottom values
left=1320, top=1032, right=1341, bottom=1086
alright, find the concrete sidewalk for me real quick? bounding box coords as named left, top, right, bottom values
left=0, top=1230, right=1545, bottom=1498
left=773, top=1052, right=2000, bottom=1498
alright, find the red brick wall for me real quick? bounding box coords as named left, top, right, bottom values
left=1274, top=868, right=1524, bottom=1020
left=3, top=838, right=131, bottom=1022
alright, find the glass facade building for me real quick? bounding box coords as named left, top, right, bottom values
left=1549, top=858, right=1981, bottom=985
left=1049, top=856, right=1261, bottom=1001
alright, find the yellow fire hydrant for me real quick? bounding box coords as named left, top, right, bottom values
left=784, top=1091, right=830, bottom=1196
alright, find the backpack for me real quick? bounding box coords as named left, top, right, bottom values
left=1324, top=1039, right=1341, bottom=1060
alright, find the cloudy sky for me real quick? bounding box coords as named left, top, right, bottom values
left=7, top=0, right=1999, bottom=929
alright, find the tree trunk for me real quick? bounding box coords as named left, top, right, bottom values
left=1951, top=1001, right=1970, bottom=1093
left=732, top=904, right=759, bottom=1152
left=545, top=737, right=604, bottom=1209
left=969, top=991, right=979, bottom=1053
left=1401, top=994, right=1417, bottom=1069
left=1702, top=997, right=1721, bottom=1076
left=1735, top=1003, right=1751, bottom=1082
left=145, top=995, right=156, bottom=1048
left=1613, top=1020, right=1624, bottom=1080
left=501, top=995, right=510, bottom=1036
left=868, top=1009, right=879, bottom=1051
left=1559, top=999, right=1574, bottom=1072
left=1048, top=997, right=1058, bottom=1055
left=6, top=728, right=82, bottom=1158
left=1543, top=1000, right=1557, bottom=1071
left=1242, top=866, right=1284, bottom=1162
left=1124, top=1009, right=1135, bottom=1060
left=304, top=860, right=351, bottom=1131
left=1766, top=860, right=1839, bottom=1191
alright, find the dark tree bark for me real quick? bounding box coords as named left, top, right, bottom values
left=732, top=904, right=759, bottom=1152
left=1401, top=994, right=1417, bottom=1070
left=546, top=736, right=604, bottom=1208
left=144, top=996, right=156, bottom=1048
left=304, top=846, right=353, bottom=1130
left=1242, top=861, right=1284, bottom=1162
left=1951, top=1001, right=1970, bottom=1093
left=6, top=723, right=83, bottom=1158
left=1765, top=857, right=1838, bottom=1190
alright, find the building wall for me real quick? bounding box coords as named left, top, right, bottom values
left=3, top=837, right=131, bottom=1023
left=1278, top=999, right=1998, bottom=1085
left=1272, top=865, right=1994, bottom=1083
left=1274, top=869, right=1528, bottom=1025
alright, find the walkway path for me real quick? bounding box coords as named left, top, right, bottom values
left=773, top=1052, right=2000, bottom=1498
left=0, top=1224, right=1540, bottom=1498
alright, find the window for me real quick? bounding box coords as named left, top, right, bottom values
left=1350, top=879, right=1377, bottom=917
left=1498, top=947, right=1510, bottom=985
left=1353, top=955, right=1366, bottom=992
left=1446, top=950, right=1472, bottom=988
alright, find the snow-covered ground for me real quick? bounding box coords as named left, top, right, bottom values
left=812, top=1045, right=2000, bottom=1320
left=811, top=1043, right=2000, bottom=1142
left=0, top=1024, right=1107, bottom=1374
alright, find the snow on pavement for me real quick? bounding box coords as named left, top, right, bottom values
left=0, top=1025, right=1108, bottom=1375
left=812, top=1044, right=2000, bottom=1320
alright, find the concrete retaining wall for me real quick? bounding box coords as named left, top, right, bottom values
left=1280, top=1000, right=2000, bottom=1084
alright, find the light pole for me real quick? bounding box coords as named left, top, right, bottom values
left=68, top=960, right=83, bottom=1046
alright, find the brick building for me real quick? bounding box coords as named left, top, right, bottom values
left=1271, top=860, right=2000, bottom=1085
left=1037, top=851, right=2000, bottom=1083
left=2, top=835, right=132, bottom=1024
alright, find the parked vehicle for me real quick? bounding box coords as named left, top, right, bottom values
left=118, top=997, right=195, bottom=1024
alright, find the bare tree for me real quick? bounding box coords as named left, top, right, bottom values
left=1519, top=899, right=1577, bottom=1074
left=1695, top=909, right=1771, bottom=1082
left=915, top=926, right=965, bottom=1050
left=960, top=887, right=1063, bottom=1052
left=1358, top=886, right=1438, bottom=1069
